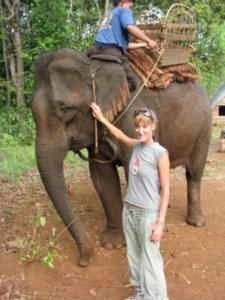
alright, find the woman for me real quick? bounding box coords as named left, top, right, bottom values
left=91, top=103, right=170, bottom=300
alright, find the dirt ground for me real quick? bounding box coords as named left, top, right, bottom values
left=0, top=138, right=225, bottom=300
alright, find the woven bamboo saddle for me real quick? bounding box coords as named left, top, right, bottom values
left=125, top=3, right=198, bottom=89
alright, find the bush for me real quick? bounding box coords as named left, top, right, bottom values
left=0, top=143, right=36, bottom=179
left=0, top=107, right=35, bottom=146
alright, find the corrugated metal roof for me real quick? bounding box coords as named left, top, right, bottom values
left=211, top=82, right=225, bottom=110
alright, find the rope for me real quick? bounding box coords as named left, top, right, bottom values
left=113, top=48, right=165, bottom=124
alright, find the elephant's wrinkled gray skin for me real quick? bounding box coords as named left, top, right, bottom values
left=31, top=48, right=211, bottom=267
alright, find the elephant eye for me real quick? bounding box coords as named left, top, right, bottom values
left=61, top=106, right=72, bottom=114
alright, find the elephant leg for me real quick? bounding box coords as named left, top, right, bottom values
left=89, top=161, right=125, bottom=249
left=185, top=167, right=205, bottom=227
left=185, top=130, right=210, bottom=227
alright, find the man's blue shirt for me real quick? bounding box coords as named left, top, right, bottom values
left=95, top=7, right=136, bottom=53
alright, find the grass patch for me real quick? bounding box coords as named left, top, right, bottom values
left=0, top=144, right=36, bottom=180
left=211, top=125, right=225, bottom=142
left=0, top=144, right=89, bottom=181
left=64, top=150, right=89, bottom=180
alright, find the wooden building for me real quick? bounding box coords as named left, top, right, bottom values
left=211, top=83, right=225, bottom=125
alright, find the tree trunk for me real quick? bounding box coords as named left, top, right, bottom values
left=14, top=15, right=25, bottom=112
left=67, top=0, right=73, bottom=22
left=104, top=0, right=110, bottom=15
left=93, top=0, right=101, bottom=17
left=0, top=0, right=11, bottom=106
left=3, top=0, right=26, bottom=117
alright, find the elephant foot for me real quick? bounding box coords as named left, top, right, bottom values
left=186, top=211, right=205, bottom=227
left=78, top=245, right=94, bottom=267
left=101, top=230, right=125, bottom=250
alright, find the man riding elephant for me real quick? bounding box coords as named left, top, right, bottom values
left=86, top=0, right=157, bottom=91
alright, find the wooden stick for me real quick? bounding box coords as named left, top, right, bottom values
left=169, top=271, right=191, bottom=285
left=92, top=73, right=98, bottom=153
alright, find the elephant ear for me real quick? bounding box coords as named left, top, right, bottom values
left=47, top=49, right=93, bottom=122
left=89, top=55, right=130, bottom=122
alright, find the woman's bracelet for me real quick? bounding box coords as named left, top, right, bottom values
left=157, top=217, right=165, bottom=228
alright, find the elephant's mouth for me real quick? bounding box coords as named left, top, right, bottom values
left=70, top=137, right=88, bottom=152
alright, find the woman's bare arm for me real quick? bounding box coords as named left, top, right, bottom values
left=158, top=152, right=170, bottom=223
left=91, top=103, right=136, bottom=148
left=151, top=152, right=170, bottom=242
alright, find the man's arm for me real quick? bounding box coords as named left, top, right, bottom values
left=127, top=42, right=149, bottom=49
left=126, top=25, right=157, bottom=49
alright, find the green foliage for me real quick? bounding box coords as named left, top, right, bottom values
left=0, top=106, right=35, bottom=179
left=0, top=78, right=14, bottom=99
left=211, top=125, right=225, bottom=142
left=54, top=215, right=63, bottom=224
left=2, top=207, right=13, bottom=216
left=0, top=106, right=35, bottom=180
left=18, top=239, right=41, bottom=263
left=0, top=142, right=35, bottom=179
left=26, top=0, right=71, bottom=50
left=41, top=250, right=62, bottom=269
left=17, top=206, right=63, bottom=268
left=194, top=21, right=225, bottom=96
left=0, top=131, right=87, bottom=181
left=30, top=215, right=47, bottom=227
left=0, top=107, right=35, bottom=145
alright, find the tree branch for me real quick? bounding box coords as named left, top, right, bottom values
left=3, top=0, right=19, bottom=21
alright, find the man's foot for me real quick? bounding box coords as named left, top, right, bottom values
left=128, top=79, right=137, bottom=92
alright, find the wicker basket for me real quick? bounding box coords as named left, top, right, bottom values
left=137, top=4, right=196, bottom=66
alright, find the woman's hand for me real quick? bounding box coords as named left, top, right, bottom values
left=91, top=102, right=136, bottom=148
left=90, top=103, right=105, bottom=123
left=151, top=220, right=164, bottom=242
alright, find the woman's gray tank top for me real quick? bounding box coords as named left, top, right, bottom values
left=125, top=141, right=167, bottom=211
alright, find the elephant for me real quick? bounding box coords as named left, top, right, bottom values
left=30, top=48, right=212, bottom=267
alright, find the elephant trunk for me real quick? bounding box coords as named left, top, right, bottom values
left=36, top=141, right=94, bottom=267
